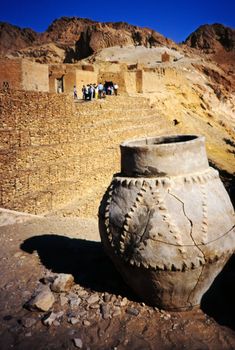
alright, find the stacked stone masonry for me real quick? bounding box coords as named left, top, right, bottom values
left=0, top=89, right=171, bottom=217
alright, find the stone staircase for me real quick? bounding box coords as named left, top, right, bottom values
left=50, top=95, right=172, bottom=218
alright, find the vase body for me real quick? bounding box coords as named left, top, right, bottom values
left=99, top=135, right=235, bottom=310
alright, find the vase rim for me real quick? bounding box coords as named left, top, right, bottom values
left=121, top=134, right=205, bottom=149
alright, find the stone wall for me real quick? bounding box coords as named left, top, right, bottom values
left=124, top=71, right=137, bottom=93
left=0, top=89, right=172, bottom=217
left=142, top=68, right=185, bottom=93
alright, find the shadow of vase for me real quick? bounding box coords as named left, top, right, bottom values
left=20, top=234, right=138, bottom=301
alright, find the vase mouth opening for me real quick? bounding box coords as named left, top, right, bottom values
left=121, top=135, right=201, bottom=148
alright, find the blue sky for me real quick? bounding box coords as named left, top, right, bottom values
left=1, top=0, right=235, bottom=42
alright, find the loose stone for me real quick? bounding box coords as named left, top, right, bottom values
left=103, top=292, right=111, bottom=302
left=60, top=295, right=68, bottom=306
left=14, top=252, right=24, bottom=258
left=21, top=317, right=37, bottom=328
left=120, top=297, right=128, bottom=307
left=172, top=323, right=179, bottom=330
left=77, top=290, right=88, bottom=298
left=41, top=276, right=56, bottom=285
left=25, top=332, right=32, bottom=337
left=56, top=311, right=64, bottom=319
left=87, top=294, right=100, bottom=305
left=70, top=297, right=81, bottom=309
left=110, top=295, right=117, bottom=303
left=126, top=307, right=139, bottom=316
left=74, top=338, right=83, bottom=348
left=78, top=310, right=87, bottom=318
left=68, top=317, right=79, bottom=325
left=42, top=312, right=57, bottom=326
left=51, top=274, right=74, bottom=293
left=112, top=307, right=121, bottom=317
left=100, top=304, right=110, bottom=319
left=28, top=285, right=55, bottom=312
left=68, top=329, right=76, bottom=336
left=160, top=313, right=171, bottom=320
left=83, top=320, right=91, bottom=326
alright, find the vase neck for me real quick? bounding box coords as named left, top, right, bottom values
left=120, top=135, right=209, bottom=177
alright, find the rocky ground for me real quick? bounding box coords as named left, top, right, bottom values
left=0, top=169, right=235, bottom=350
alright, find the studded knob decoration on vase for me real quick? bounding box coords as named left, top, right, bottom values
left=99, top=135, right=235, bottom=311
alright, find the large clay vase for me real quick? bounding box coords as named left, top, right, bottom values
left=99, top=135, right=235, bottom=311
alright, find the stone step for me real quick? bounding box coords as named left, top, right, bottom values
left=74, top=96, right=151, bottom=111
left=75, top=103, right=152, bottom=114
left=76, top=108, right=157, bottom=119
left=79, top=113, right=160, bottom=131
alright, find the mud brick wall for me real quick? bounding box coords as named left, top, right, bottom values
left=0, top=59, right=22, bottom=90
left=21, top=60, right=49, bottom=92
left=0, top=89, right=171, bottom=217
left=0, top=58, right=49, bottom=92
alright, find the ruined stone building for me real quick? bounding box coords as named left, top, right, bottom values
left=0, top=57, right=179, bottom=96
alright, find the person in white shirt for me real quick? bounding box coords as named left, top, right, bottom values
left=114, top=83, right=118, bottom=96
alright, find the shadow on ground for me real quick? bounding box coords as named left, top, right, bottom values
left=20, top=234, right=235, bottom=330
left=20, top=235, right=138, bottom=301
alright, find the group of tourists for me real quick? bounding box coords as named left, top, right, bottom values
left=73, top=81, right=119, bottom=101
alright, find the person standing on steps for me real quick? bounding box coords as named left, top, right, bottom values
left=114, top=83, right=118, bottom=96
left=95, top=85, right=99, bottom=99
left=82, top=85, right=86, bottom=100
left=98, top=82, right=103, bottom=99
left=73, top=85, right=77, bottom=99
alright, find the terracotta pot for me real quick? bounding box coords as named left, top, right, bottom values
left=99, top=135, right=235, bottom=310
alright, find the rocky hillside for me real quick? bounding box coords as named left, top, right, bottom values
left=0, top=22, right=38, bottom=56
left=184, top=23, right=235, bottom=77
left=1, top=17, right=175, bottom=63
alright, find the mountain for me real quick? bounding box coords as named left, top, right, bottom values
left=0, top=17, right=175, bottom=63
left=184, top=23, right=235, bottom=84
left=184, top=23, right=235, bottom=52
left=0, top=22, right=38, bottom=56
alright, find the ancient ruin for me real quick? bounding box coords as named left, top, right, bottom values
left=161, top=51, right=170, bottom=62
left=0, top=16, right=235, bottom=349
